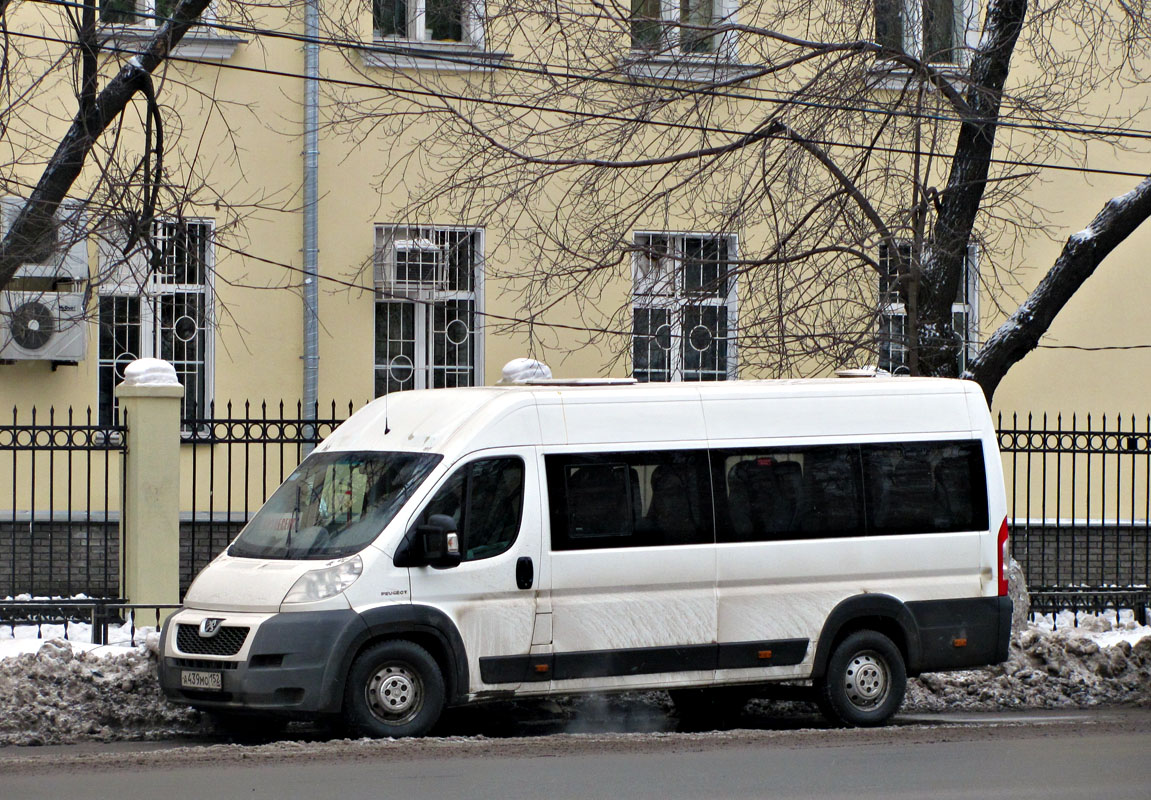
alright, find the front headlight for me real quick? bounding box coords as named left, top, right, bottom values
left=282, top=555, right=363, bottom=604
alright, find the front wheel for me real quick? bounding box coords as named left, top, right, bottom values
left=816, top=630, right=906, bottom=727
left=344, top=640, right=445, bottom=738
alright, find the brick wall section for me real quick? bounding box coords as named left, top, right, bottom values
left=1011, top=524, right=1151, bottom=589
left=3, top=520, right=245, bottom=597
left=7, top=519, right=1150, bottom=598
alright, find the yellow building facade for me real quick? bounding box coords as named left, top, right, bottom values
left=0, top=0, right=1149, bottom=421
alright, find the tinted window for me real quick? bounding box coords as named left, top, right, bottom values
left=417, top=457, right=525, bottom=561
left=715, top=446, right=864, bottom=542
left=862, top=441, right=988, bottom=534
left=547, top=451, right=713, bottom=550
left=715, top=440, right=988, bottom=542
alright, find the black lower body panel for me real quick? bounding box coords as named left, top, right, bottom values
left=907, top=595, right=1012, bottom=674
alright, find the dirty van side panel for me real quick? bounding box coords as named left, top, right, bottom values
left=404, top=440, right=544, bottom=694
left=542, top=392, right=719, bottom=692
left=705, top=387, right=988, bottom=683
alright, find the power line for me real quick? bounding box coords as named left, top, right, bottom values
left=5, top=24, right=1149, bottom=183
left=24, top=0, right=1151, bottom=147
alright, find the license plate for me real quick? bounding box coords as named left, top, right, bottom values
left=181, top=670, right=223, bottom=691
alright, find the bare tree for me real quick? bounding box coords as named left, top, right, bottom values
left=0, top=0, right=225, bottom=295
left=324, top=0, right=1151, bottom=403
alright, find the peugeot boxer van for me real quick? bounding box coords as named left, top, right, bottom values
left=159, top=376, right=1011, bottom=735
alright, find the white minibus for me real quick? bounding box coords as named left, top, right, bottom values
left=159, top=375, right=1011, bottom=735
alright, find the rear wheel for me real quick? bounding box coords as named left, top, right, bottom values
left=816, top=630, right=906, bottom=727
left=344, top=640, right=445, bottom=738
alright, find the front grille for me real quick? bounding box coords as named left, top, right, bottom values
left=170, top=657, right=240, bottom=671
left=176, top=624, right=250, bottom=656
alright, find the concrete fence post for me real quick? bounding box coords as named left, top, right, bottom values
left=115, top=358, right=184, bottom=627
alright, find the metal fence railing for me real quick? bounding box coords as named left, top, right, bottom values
left=179, top=401, right=353, bottom=592
left=999, top=412, right=1151, bottom=617
left=5, top=403, right=1151, bottom=621
left=0, top=407, right=126, bottom=598
left=0, top=598, right=180, bottom=645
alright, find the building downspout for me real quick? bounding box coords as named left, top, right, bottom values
left=302, top=0, right=320, bottom=448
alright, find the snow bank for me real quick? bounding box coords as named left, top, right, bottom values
left=908, top=622, right=1151, bottom=711
left=0, top=638, right=198, bottom=746
left=0, top=614, right=1148, bottom=746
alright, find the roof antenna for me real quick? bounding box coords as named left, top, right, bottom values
left=384, top=390, right=390, bottom=435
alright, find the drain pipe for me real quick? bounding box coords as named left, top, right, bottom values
left=301, top=0, right=320, bottom=451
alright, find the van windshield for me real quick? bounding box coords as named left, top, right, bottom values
left=228, top=451, right=442, bottom=560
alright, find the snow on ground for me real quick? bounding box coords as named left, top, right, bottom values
left=906, top=611, right=1151, bottom=712
left=2, top=609, right=1149, bottom=747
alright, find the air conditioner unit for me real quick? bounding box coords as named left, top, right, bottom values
left=374, top=234, right=446, bottom=297
left=0, top=291, right=87, bottom=361
left=0, top=196, right=89, bottom=284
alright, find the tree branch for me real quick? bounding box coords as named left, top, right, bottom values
left=966, top=175, right=1151, bottom=402
left=0, top=0, right=211, bottom=290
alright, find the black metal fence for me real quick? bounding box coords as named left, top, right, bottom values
left=5, top=404, right=1151, bottom=620
left=0, top=598, right=181, bottom=645
left=179, top=401, right=353, bottom=592
left=0, top=401, right=353, bottom=600
left=0, top=407, right=125, bottom=598
left=999, top=412, right=1151, bottom=617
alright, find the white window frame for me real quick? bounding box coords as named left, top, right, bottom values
left=629, top=0, right=738, bottom=59
left=877, top=241, right=979, bottom=375
left=363, top=0, right=507, bottom=71
left=373, top=225, right=484, bottom=395
left=97, top=218, right=215, bottom=426
left=98, top=0, right=243, bottom=59
left=371, top=0, right=484, bottom=46
left=873, top=0, right=979, bottom=67
left=632, top=231, right=738, bottom=382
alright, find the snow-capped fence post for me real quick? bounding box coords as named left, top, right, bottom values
left=115, top=358, right=184, bottom=627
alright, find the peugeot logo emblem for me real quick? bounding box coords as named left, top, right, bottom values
left=198, top=618, right=224, bottom=638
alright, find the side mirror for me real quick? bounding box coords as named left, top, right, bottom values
left=394, top=513, right=461, bottom=569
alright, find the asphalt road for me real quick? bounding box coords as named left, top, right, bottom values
left=1, top=708, right=1148, bottom=800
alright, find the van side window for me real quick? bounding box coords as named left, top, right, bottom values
left=418, top=457, right=525, bottom=561
left=714, top=440, right=988, bottom=542
left=716, top=446, right=864, bottom=542
left=861, top=441, right=988, bottom=534
left=547, top=451, right=713, bottom=550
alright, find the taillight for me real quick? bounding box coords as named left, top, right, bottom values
left=997, top=517, right=1010, bottom=596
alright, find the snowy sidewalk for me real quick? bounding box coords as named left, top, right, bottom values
left=2, top=610, right=1149, bottom=747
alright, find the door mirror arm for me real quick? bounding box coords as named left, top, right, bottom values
left=394, top=513, right=462, bottom=569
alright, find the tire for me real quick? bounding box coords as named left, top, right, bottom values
left=816, top=630, right=906, bottom=728
left=669, top=688, right=748, bottom=730
left=344, top=640, right=445, bottom=738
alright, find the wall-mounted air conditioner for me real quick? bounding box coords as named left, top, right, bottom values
left=0, top=196, right=89, bottom=285
left=374, top=227, right=446, bottom=297
left=0, top=291, right=87, bottom=362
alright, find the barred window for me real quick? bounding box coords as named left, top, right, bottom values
left=98, top=219, right=213, bottom=426
left=877, top=241, right=978, bottom=375
left=633, top=232, right=736, bottom=382
left=374, top=225, right=482, bottom=395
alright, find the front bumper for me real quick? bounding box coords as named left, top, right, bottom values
left=159, top=608, right=368, bottom=716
